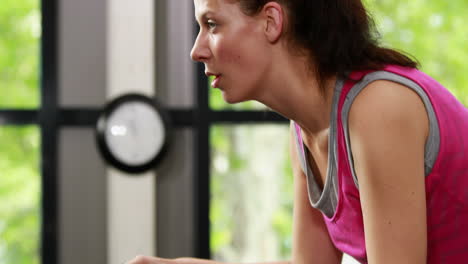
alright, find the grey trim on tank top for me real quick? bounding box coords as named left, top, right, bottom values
left=293, top=78, right=344, bottom=218
left=293, top=71, right=440, bottom=217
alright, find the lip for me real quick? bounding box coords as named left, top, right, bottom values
left=206, top=71, right=221, bottom=88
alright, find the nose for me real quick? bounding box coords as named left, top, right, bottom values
left=190, top=32, right=210, bottom=62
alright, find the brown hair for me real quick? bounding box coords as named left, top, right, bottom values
left=236, top=0, right=419, bottom=91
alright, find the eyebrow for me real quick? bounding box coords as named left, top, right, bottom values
left=195, top=10, right=215, bottom=23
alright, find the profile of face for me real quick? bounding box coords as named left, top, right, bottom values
left=191, top=0, right=276, bottom=104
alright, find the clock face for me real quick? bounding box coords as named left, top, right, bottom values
left=96, top=94, right=171, bottom=173
left=105, top=101, right=165, bottom=166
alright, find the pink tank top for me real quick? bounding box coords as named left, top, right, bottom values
left=295, top=65, right=468, bottom=263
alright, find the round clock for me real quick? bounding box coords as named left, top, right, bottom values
left=96, top=93, right=171, bottom=174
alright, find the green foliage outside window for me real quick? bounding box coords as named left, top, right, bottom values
left=0, top=127, right=40, bottom=264
left=210, top=125, right=291, bottom=262
left=0, top=0, right=40, bottom=108
left=0, top=0, right=41, bottom=263
left=210, top=0, right=468, bottom=262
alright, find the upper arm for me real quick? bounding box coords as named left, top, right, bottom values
left=289, top=123, right=342, bottom=264
left=348, top=80, right=428, bottom=264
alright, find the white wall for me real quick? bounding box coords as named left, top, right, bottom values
left=58, top=0, right=197, bottom=263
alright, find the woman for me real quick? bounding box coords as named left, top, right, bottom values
left=128, top=0, right=468, bottom=263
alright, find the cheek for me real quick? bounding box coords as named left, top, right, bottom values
left=218, top=41, right=265, bottom=76
left=216, top=39, right=242, bottom=66
left=215, top=27, right=265, bottom=71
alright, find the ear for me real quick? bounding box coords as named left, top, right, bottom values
left=262, top=2, right=284, bottom=43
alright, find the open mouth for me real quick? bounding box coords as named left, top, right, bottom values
left=211, top=75, right=221, bottom=88
left=206, top=71, right=221, bottom=88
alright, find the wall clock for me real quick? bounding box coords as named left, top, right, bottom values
left=96, top=93, right=171, bottom=173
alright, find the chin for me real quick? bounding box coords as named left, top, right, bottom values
left=222, top=93, right=239, bottom=104
left=222, top=91, right=250, bottom=105
left=220, top=81, right=258, bottom=104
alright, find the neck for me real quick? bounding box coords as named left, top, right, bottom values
left=253, top=51, right=337, bottom=139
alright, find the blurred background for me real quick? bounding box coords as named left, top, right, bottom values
left=0, top=0, right=466, bottom=263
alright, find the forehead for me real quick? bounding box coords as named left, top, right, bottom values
left=194, top=0, right=239, bottom=19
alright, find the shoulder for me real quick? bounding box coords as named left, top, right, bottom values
left=346, top=78, right=429, bottom=200
left=348, top=79, right=429, bottom=142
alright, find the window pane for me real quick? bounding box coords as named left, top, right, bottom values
left=210, top=125, right=292, bottom=262
left=365, top=0, right=468, bottom=105
left=0, top=126, right=40, bottom=264
left=210, top=125, right=361, bottom=264
left=0, top=0, right=41, bottom=108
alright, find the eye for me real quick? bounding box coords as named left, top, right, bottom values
left=206, top=19, right=218, bottom=31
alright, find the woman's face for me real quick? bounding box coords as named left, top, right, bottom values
left=191, top=0, right=272, bottom=104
